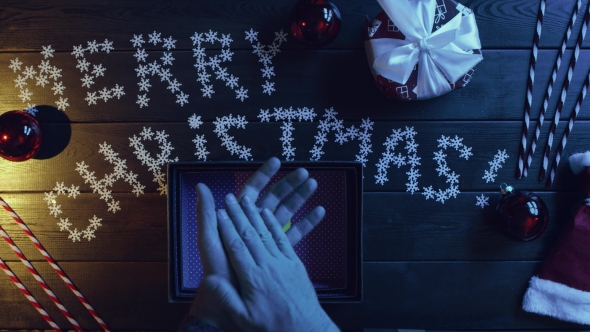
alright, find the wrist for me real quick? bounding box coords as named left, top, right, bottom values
left=189, top=290, right=220, bottom=329
left=311, top=310, right=339, bottom=332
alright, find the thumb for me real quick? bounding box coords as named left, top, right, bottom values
left=202, top=275, right=249, bottom=325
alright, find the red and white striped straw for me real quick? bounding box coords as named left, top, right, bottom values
left=516, top=0, right=546, bottom=178
left=0, top=197, right=110, bottom=331
left=523, top=0, right=583, bottom=177
left=0, top=228, right=82, bottom=331
left=540, top=3, right=590, bottom=181
left=0, top=256, right=61, bottom=331
left=546, top=70, right=590, bottom=186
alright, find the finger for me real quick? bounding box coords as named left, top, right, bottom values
left=196, top=183, right=233, bottom=281
left=216, top=209, right=256, bottom=278
left=273, top=178, right=318, bottom=226
left=257, top=167, right=309, bottom=219
left=260, top=208, right=298, bottom=260
left=240, top=195, right=281, bottom=257
left=224, top=193, right=270, bottom=263
left=236, top=157, right=280, bottom=202
left=286, top=205, right=326, bottom=246
left=201, top=275, right=249, bottom=328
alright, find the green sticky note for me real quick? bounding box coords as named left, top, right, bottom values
left=282, top=220, right=291, bottom=232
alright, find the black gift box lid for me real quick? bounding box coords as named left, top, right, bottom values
left=168, top=161, right=362, bottom=303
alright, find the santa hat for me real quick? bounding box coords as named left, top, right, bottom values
left=522, top=151, right=590, bottom=325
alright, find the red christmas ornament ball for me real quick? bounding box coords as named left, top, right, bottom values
left=0, top=110, right=42, bottom=162
left=496, top=188, right=549, bottom=241
left=290, top=0, right=341, bottom=47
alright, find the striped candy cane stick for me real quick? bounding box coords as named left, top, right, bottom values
left=516, top=0, right=546, bottom=178
left=0, top=257, right=61, bottom=331
left=523, top=0, right=583, bottom=177
left=0, top=228, right=82, bottom=331
left=540, top=3, right=590, bottom=181
left=0, top=197, right=110, bottom=331
left=546, top=70, right=590, bottom=186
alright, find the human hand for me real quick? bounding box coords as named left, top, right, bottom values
left=190, top=158, right=326, bottom=329
left=196, top=158, right=325, bottom=280
left=204, top=193, right=338, bottom=332
left=237, top=157, right=326, bottom=245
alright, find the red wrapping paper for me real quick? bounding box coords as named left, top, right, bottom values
left=364, top=0, right=481, bottom=100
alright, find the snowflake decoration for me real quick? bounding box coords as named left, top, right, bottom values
left=162, top=37, right=177, bottom=50
left=482, top=169, right=496, bottom=183
left=176, top=91, right=189, bottom=107
left=45, top=182, right=104, bottom=242
left=76, top=142, right=146, bottom=216
left=422, top=186, right=435, bottom=200
left=375, top=126, right=421, bottom=193
left=41, top=45, right=55, bottom=59
left=136, top=94, right=150, bottom=108
left=482, top=149, right=509, bottom=183
left=187, top=114, right=210, bottom=161
left=18, top=89, right=32, bottom=102
left=258, top=107, right=317, bottom=161
left=235, top=86, right=248, bottom=102
left=309, top=108, right=373, bottom=168
left=421, top=135, right=472, bottom=204
left=476, top=194, right=489, bottom=209
left=245, top=29, right=287, bottom=96
left=8, top=47, right=68, bottom=110
left=129, top=127, right=178, bottom=195
left=191, top=30, right=247, bottom=101
left=213, top=114, right=252, bottom=160
left=68, top=229, right=82, bottom=242
left=26, top=104, right=38, bottom=116
left=262, top=81, right=275, bottom=95
left=148, top=31, right=162, bottom=45
left=131, top=34, right=145, bottom=48
left=131, top=32, right=188, bottom=108
left=72, top=39, right=125, bottom=106
left=9, top=58, right=23, bottom=72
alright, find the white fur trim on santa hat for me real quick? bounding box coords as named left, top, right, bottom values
left=523, top=276, right=590, bottom=325
left=569, top=151, right=590, bottom=175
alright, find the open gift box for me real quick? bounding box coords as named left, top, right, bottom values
left=168, top=161, right=363, bottom=303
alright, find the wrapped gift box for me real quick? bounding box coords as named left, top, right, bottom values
left=168, top=161, right=363, bottom=303
left=365, top=0, right=483, bottom=100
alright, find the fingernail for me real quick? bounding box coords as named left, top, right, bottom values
left=226, top=193, right=237, bottom=204
left=218, top=209, right=228, bottom=219
left=242, top=195, right=251, bottom=205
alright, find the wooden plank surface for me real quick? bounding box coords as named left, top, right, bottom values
left=323, top=262, right=587, bottom=330
left=2, top=49, right=590, bottom=122
left=0, top=121, right=588, bottom=192
left=0, top=262, right=189, bottom=330
left=0, top=191, right=579, bottom=263
left=0, top=262, right=583, bottom=330
left=0, top=0, right=588, bottom=50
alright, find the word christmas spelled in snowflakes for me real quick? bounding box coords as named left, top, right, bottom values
left=43, top=106, right=511, bottom=242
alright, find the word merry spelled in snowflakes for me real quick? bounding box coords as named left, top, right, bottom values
left=9, top=30, right=287, bottom=113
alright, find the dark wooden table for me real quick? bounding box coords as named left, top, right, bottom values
left=0, top=0, right=589, bottom=330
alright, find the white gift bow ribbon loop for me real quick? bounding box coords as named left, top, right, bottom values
left=371, top=0, right=483, bottom=99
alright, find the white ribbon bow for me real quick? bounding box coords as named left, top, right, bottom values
left=371, top=0, right=483, bottom=99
